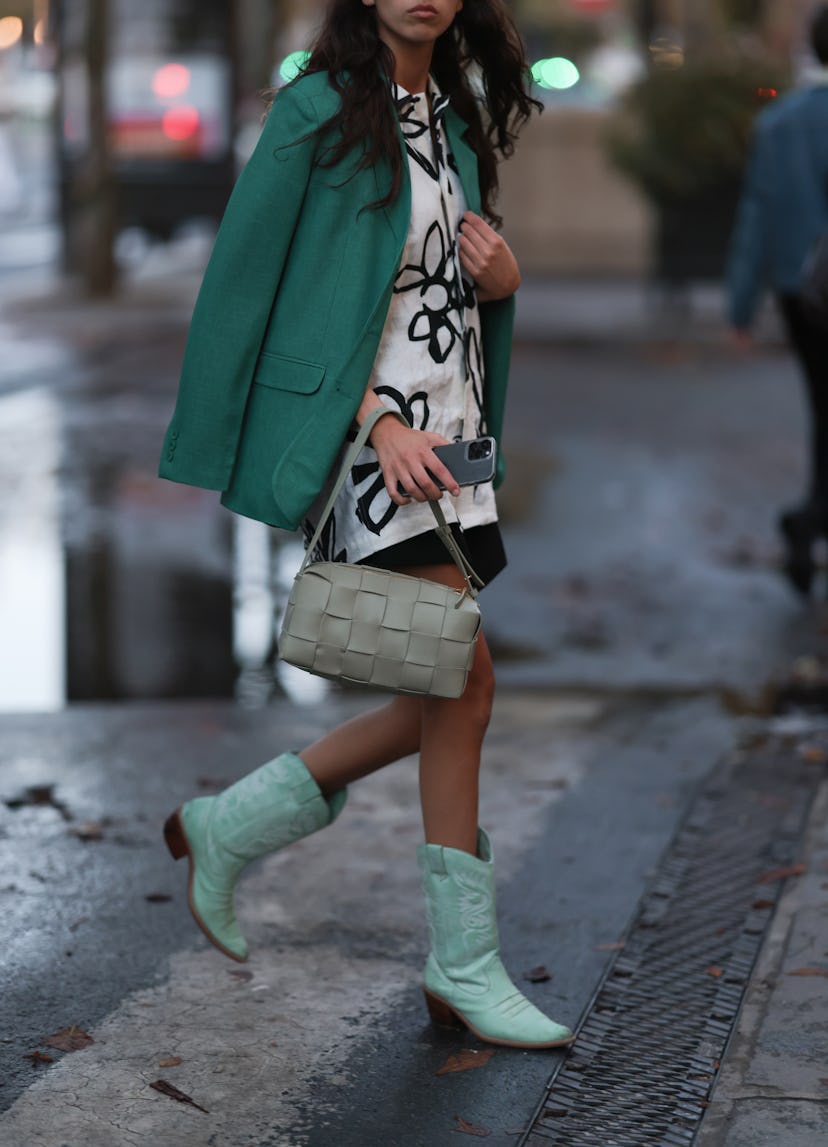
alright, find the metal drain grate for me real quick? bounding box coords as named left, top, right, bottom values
left=520, top=736, right=822, bottom=1147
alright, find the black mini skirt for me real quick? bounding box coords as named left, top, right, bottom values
left=357, top=521, right=507, bottom=588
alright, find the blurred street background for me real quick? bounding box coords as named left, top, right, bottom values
left=2, top=3, right=828, bottom=1146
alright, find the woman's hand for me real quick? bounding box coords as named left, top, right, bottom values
left=369, top=415, right=460, bottom=506
left=458, top=212, right=521, bottom=303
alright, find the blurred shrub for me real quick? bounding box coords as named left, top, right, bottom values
left=606, top=55, right=790, bottom=205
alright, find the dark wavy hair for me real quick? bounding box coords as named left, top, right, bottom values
left=277, top=0, right=540, bottom=223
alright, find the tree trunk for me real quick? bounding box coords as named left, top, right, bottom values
left=74, top=0, right=117, bottom=296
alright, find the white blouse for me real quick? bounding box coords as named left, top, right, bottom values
left=304, top=79, right=498, bottom=564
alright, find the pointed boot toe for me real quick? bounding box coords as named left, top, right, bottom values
left=418, top=829, right=575, bottom=1051
left=424, top=988, right=574, bottom=1048
left=423, top=962, right=576, bottom=1049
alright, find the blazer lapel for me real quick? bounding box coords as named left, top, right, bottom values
left=444, top=106, right=482, bottom=216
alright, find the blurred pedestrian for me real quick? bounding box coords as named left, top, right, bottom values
left=158, top=0, right=574, bottom=1050
left=727, top=4, right=828, bottom=595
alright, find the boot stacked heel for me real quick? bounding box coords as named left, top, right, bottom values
left=163, top=809, right=189, bottom=860
left=424, top=990, right=465, bottom=1029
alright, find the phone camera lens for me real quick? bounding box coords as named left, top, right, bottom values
left=468, top=440, right=491, bottom=460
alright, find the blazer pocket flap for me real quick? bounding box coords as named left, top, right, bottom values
left=254, top=353, right=326, bottom=395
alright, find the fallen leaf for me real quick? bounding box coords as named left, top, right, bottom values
left=44, top=1026, right=94, bottom=1053
left=820, top=1078, right=828, bottom=1086
left=145, top=893, right=172, bottom=903
left=437, top=1049, right=495, bottom=1076
left=522, top=966, right=551, bottom=983
left=149, top=1079, right=209, bottom=1114
left=758, top=864, right=806, bottom=885
left=543, top=1105, right=569, bottom=1118
left=798, top=744, right=828, bottom=764
left=68, top=822, right=106, bottom=843
left=227, top=970, right=254, bottom=982
left=68, top=916, right=90, bottom=932
left=22, top=1050, right=53, bottom=1066
left=706, top=966, right=724, bottom=979
left=4, top=785, right=72, bottom=821
left=758, top=794, right=789, bottom=810
left=159, top=1057, right=183, bottom=1068
left=752, top=899, right=775, bottom=910
left=787, top=967, right=828, bottom=978
left=595, top=941, right=625, bottom=952
left=452, top=1116, right=491, bottom=1138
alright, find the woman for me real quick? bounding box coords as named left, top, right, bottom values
left=160, top=0, right=574, bottom=1050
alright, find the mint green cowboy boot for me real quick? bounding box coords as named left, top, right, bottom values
left=164, top=752, right=346, bottom=962
left=417, top=829, right=575, bottom=1048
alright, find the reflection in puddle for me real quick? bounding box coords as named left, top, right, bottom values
left=0, top=388, right=65, bottom=710
left=233, top=519, right=328, bottom=708
left=0, top=321, right=70, bottom=387
left=274, top=541, right=329, bottom=707
left=0, top=379, right=330, bottom=710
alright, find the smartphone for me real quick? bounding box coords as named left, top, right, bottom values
left=432, top=437, right=497, bottom=489
left=396, top=437, right=497, bottom=495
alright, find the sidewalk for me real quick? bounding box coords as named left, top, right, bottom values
left=698, top=768, right=828, bottom=1147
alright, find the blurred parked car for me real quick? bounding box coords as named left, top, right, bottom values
left=57, top=1, right=236, bottom=240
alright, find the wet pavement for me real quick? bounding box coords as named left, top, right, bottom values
left=0, top=260, right=819, bottom=711
left=2, top=239, right=828, bottom=1144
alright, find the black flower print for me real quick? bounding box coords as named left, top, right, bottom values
left=352, top=387, right=431, bottom=537
left=464, top=325, right=486, bottom=437
left=303, top=506, right=347, bottom=563
left=396, top=221, right=465, bottom=364
left=396, top=90, right=451, bottom=182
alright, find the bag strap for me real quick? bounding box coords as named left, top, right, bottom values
left=301, top=406, right=483, bottom=598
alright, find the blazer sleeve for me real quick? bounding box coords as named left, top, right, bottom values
left=159, top=83, right=322, bottom=490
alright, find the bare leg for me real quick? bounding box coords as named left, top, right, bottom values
left=300, top=695, right=421, bottom=796
left=405, top=563, right=494, bottom=855
left=302, top=561, right=492, bottom=855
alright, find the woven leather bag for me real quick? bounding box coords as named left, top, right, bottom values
left=279, top=409, right=483, bottom=699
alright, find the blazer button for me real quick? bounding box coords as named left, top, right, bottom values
left=167, top=451, right=175, bottom=462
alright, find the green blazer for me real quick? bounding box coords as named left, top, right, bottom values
left=159, top=71, right=516, bottom=530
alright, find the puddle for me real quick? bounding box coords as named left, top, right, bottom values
left=0, top=381, right=328, bottom=711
